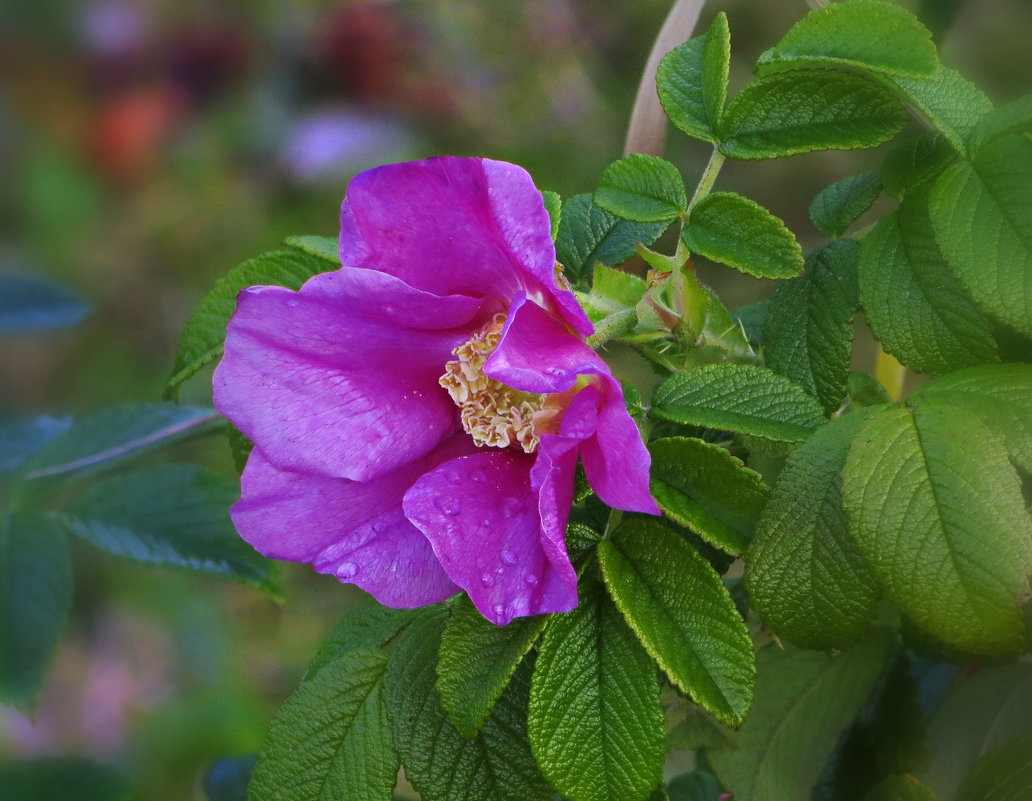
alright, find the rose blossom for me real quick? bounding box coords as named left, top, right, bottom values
left=213, top=156, right=658, bottom=625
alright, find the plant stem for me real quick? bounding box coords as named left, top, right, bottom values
left=686, top=147, right=726, bottom=214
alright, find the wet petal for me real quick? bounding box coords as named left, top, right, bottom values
left=402, top=450, right=578, bottom=625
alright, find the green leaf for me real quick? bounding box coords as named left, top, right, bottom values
left=809, top=170, right=882, bottom=238
left=755, top=0, right=937, bottom=79
left=0, top=415, right=71, bottom=480
left=0, top=274, right=89, bottom=334
left=306, top=598, right=418, bottom=680
left=529, top=580, right=664, bottom=801
left=58, top=464, right=276, bottom=593
left=859, top=189, right=998, bottom=375
left=843, top=402, right=1032, bottom=655
left=0, top=757, right=133, bottom=801
left=656, top=12, right=730, bottom=142
left=0, top=513, right=72, bottom=707
left=745, top=408, right=882, bottom=650
left=649, top=437, right=769, bottom=555
left=881, top=133, right=955, bottom=198
left=956, top=735, right=1032, bottom=801
left=848, top=371, right=892, bottom=408
left=652, top=363, right=827, bottom=444
left=667, top=705, right=735, bottom=751
left=541, top=190, right=562, bottom=240
left=17, top=404, right=221, bottom=493
left=765, top=240, right=861, bottom=413
left=929, top=134, right=1032, bottom=337
left=387, top=609, right=552, bottom=801
left=681, top=192, right=804, bottom=279
left=719, top=71, right=906, bottom=160
left=226, top=422, right=253, bottom=474
left=863, top=775, right=936, bottom=801
left=911, top=363, right=1032, bottom=473
left=249, top=649, right=397, bottom=801
left=733, top=300, right=768, bottom=348
left=438, top=595, right=547, bottom=738
left=166, top=250, right=329, bottom=395
left=594, top=155, right=687, bottom=223
left=598, top=519, right=755, bottom=726
left=555, top=195, right=666, bottom=283
left=579, top=264, right=648, bottom=320
left=923, top=663, right=1032, bottom=798
left=969, top=93, right=1032, bottom=154
left=667, top=771, right=722, bottom=801
left=284, top=235, right=339, bottom=263
left=709, top=631, right=896, bottom=801
left=888, top=65, right=993, bottom=155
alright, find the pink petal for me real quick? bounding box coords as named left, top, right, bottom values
left=402, top=450, right=578, bottom=625
left=214, top=267, right=481, bottom=481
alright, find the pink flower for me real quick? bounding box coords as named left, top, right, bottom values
left=213, top=156, right=658, bottom=625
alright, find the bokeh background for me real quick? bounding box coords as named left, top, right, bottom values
left=2, top=0, right=1031, bottom=798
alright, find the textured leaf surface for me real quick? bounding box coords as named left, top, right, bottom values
left=923, top=663, right=1032, bottom=798
left=555, top=194, right=666, bottom=282
left=863, top=775, right=936, bottom=801
left=598, top=519, right=755, bottom=726
left=843, top=402, right=1032, bottom=655
left=594, top=155, right=687, bottom=223
left=250, top=649, right=396, bottom=801
left=0, top=758, right=132, bottom=801
left=0, top=274, right=89, bottom=334
left=387, top=610, right=552, bottom=801
left=0, top=513, right=72, bottom=707
left=167, top=250, right=329, bottom=394
left=955, top=735, right=1032, bottom=801
left=719, top=71, right=906, bottom=160
left=652, top=363, right=827, bottom=444
left=529, top=581, right=663, bottom=801
left=649, top=437, right=768, bottom=555
left=306, top=599, right=418, bottom=679
left=890, top=66, right=993, bottom=155
left=881, top=133, right=955, bottom=198
left=656, top=13, right=730, bottom=142
left=709, top=631, right=896, bottom=801
left=930, top=135, right=1032, bottom=336
left=541, top=191, right=562, bottom=240
left=681, top=192, right=803, bottom=278
left=765, top=240, right=861, bottom=413
left=755, top=0, right=936, bottom=79
left=59, top=464, right=275, bottom=592
left=284, top=235, right=339, bottom=263
left=859, top=190, right=997, bottom=375
left=745, top=408, right=882, bottom=650
left=438, top=595, right=546, bottom=737
left=809, top=170, right=882, bottom=238
left=969, top=93, right=1032, bottom=154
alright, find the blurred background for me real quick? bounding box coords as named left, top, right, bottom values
left=2, top=0, right=1031, bottom=797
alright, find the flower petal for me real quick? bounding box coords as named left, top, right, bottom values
left=232, top=436, right=480, bottom=607
left=402, top=450, right=578, bottom=625
left=214, top=267, right=481, bottom=481
left=339, top=156, right=592, bottom=335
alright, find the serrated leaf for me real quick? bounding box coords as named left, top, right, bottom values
left=656, top=13, right=730, bottom=142
left=438, top=595, right=546, bottom=738
left=881, top=133, right=955, bottom=198
left=956, top=735, right=1032, bottom=801
left=859, top=189, right=997, bottom=375
left=755, top=0, right=937, bottom=79
left=594, top=155, right=687, bottom=223
left=0, top=513, right=72, bottom=707
left=652, top=363, right=827, bottom=444
left=969, top=93, right=1032, bottom=154
left=863, top=775, right=936, bottom=801
left=922, top=663, right=1032, bottom=798
left=249, top=649, right=396, bottom=801
left=911, top=363, right=1032, bottom=473
left=765, top=240, right=861, bottom=413
left=555, top=195, right=666, bottom=283
left=306, top=598, right=418, bottom=680
left=809, top=170, right=882, bottom=238
left=681, top=192, right=803, bottom=279
left=58, top=464, right=276, bottom=593
left=649, top=437, right=768, bottom=555
left=719, top=71, right=906, bottom=160
left=0, top=757, right=133, bottom=801
left=598, top=519, right=755, bottom=726
left=284, top=235, right=339, bottom=263
left=889, top=65, right=993, bottom=155
left=0, top=415, right=72, bottom=480
left=843, top=402, right=1032, bottom=655
left=17, top=404, right=221, bottom=494
left=745, top=408, right=882, bottom=650
left=541, top=191, right=562, bottom=240
left=166, top=250, right=330, bottom=395
left=709, top=631, right=896, bottom=801
left=529, top=581, right=664, bottom=801
left=387, top=609, right=552, bottom=801
left=929, top=135, right=1032, bottom=337
left=0, top=274, right=89, bottom=334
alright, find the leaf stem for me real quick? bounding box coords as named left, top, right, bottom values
left=686, top=147, right=726, bottom=215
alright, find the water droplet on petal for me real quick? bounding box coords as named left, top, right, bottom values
left=480, top=518, right=492, bottom=528
left=481, top=572, right=496, bottom=587
left=524, top=574, right=539, bottom=586
left=287, top=299, right=300, bottom=308
left=501, top=497, right=523, bottom=518
left=501, top=550, right=518, bottom=566
left=338, top=562, right=358, bottom=579
left=437, top=497, right=461, bottom=516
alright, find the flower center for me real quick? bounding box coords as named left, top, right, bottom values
left=439, top=314, right=560, bottom=453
